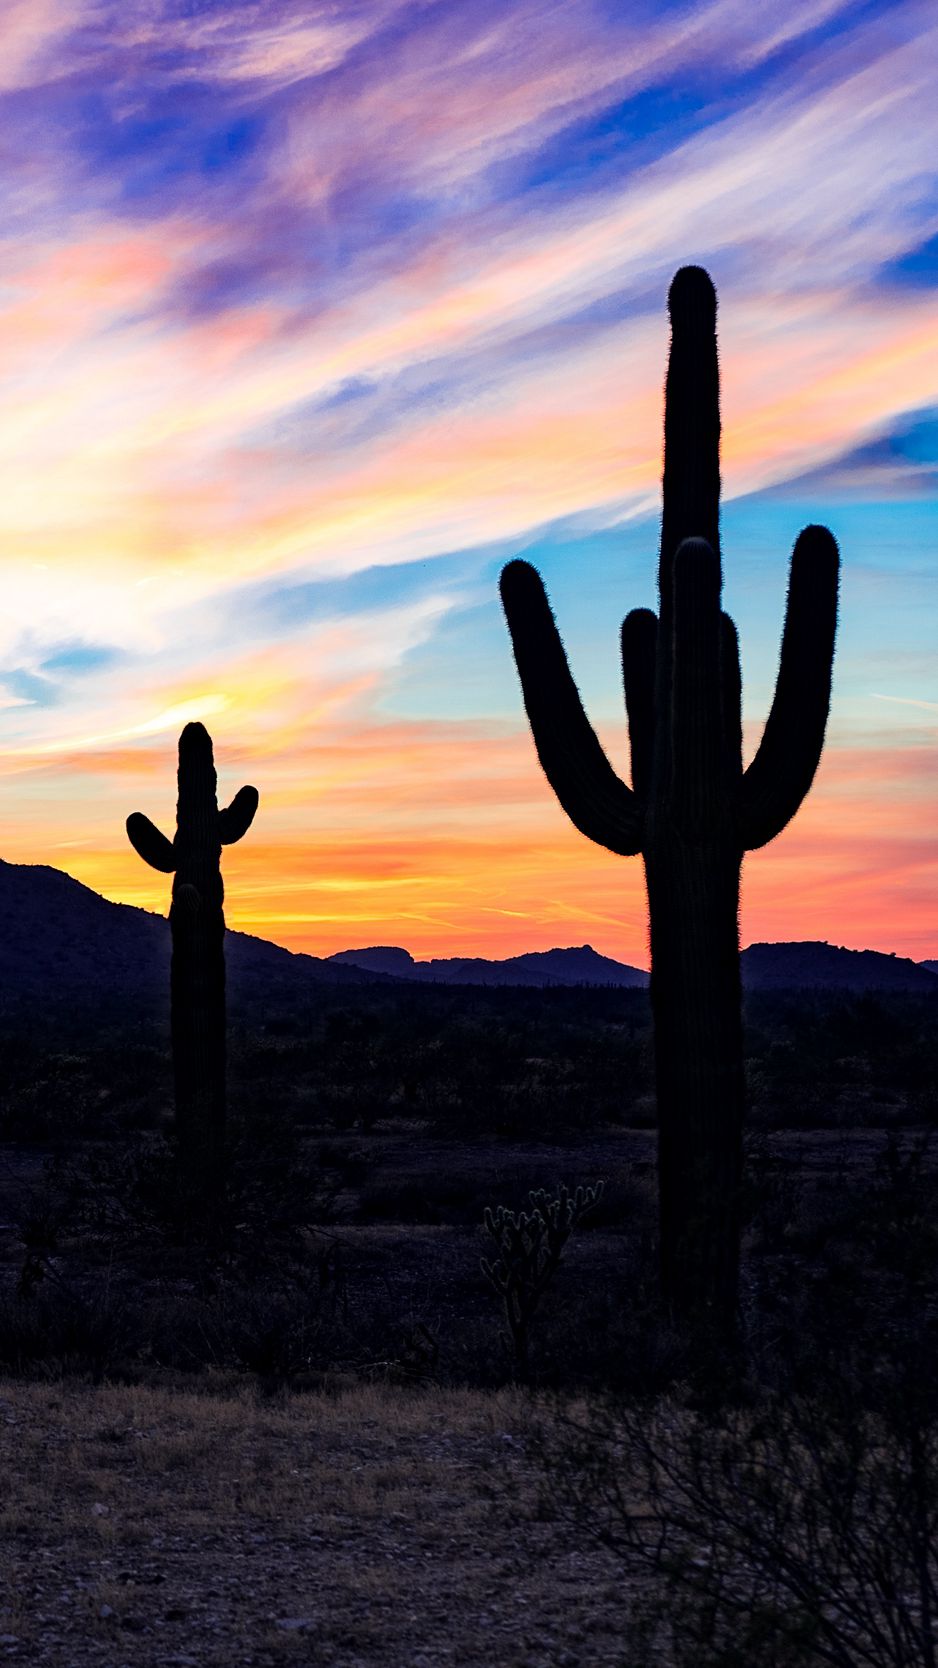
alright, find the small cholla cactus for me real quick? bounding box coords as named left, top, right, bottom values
left=126, top=722, right=258, bottom=1193
left=481, top=1181, right=604, bottom=1380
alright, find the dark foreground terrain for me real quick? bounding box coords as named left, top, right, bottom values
left=1, top=981, right=936, bottom=1383
left=1, top=980, right=936, bottom=1665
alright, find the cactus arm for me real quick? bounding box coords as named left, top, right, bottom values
left=670, top=538, right=723, bottom=834
left=720, top=613, right=743, bottom=775
left=172, top=882, right=201, bottom=916
left=660, top=267, right=721, bottom=613
left=126, top=812, right=176, bottom=873
left=621, top=608, right=657, bottom=799
left=500, top=559, right=643, bottom=856
left=218, top=785, right=259, bottom=844
left=740, top=524, right=840, bottom=850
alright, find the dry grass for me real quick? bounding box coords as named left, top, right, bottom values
left=0, top=1377, right=629, bottom=1667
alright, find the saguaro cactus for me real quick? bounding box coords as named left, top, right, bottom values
left=500, top=268, right=839, bottom=1326
left=126, top=722, right=258, bottom=1187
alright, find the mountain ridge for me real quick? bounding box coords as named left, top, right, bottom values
left=0, top=860, right=936, bottom=1015
left=327, top=942, right=649, bottom=987
left=329, top=938, right=938, bottom=992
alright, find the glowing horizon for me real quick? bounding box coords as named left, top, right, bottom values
left=1, top=0, right=936, bottom=962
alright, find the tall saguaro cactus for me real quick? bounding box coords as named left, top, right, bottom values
left=126, top=722, right=258, bottom=1188
left=500, top=268, right=839, bottom=1326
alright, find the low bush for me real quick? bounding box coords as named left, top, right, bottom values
left=534, top=1350, right=938, bottom=1667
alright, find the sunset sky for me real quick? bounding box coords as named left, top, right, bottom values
left=0, top=0, right=936, bottom=965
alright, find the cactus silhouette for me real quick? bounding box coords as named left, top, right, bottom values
left=500, top=267, right=839, bottom=1326
left=481, top=1181, right=604, bottom=1379
left=126, top=722, right=258, bottom=1188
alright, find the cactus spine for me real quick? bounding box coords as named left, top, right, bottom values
left=126, top=722, right=258, bottom=1188
left=500, top=268, right=839, bottom=1327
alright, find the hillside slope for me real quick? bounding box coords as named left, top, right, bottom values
left=0, top=858, right=377, bottom=1021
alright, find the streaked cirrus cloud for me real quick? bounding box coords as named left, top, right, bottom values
left=0, top=0, right=935, bottom=957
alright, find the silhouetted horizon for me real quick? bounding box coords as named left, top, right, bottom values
left=2, top=857, right=936, bottom=1004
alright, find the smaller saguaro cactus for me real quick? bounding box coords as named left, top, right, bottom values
left=126, top=722, right=258, bottom=1190
left=481, top=1181, right=604, bottom=1380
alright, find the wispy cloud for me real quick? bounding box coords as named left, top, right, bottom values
left=0, top=0, right=935, bottom=955
left=871, top=693, right=938, bottom=713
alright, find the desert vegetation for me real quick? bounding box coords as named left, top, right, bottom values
left=3, top=991, right=935, bottom=1386
left=1, top=1013, right=936, bottom=1662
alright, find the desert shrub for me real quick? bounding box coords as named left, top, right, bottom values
left=745, top=1131, right=938, bottom=1400
left=534, top=1354, right=938, bottom=1667
left=225, top=1107, right=341, bottom=1242
left=744, top=993, right=938, bottom=1131
left=192, top=1276, right=341, bottom=1390
left=523, top=1128, right=938, bottom=1660
left=0, top=1051, right=111, bottom=1141
left=524, top=1255, right=683, bottom=1395
left=46, top=1109, right=339, bottom=1265
left=0, top=1216, right=355, bottom=1385
left=740, top=1133, right=802, bottom=1254
left=0, top=1029, right=169, bottom=1141
left=0, top=1280, right=140, bottom=1382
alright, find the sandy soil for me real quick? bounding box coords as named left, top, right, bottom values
left=0, top=1380, right=630, bottom=1668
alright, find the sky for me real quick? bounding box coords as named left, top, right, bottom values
left=0, top=0, right=936, bottom=965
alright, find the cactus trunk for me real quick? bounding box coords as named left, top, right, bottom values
left=646, top=840, right=744, bottom=1319
left=170, top=886, right=227, bottom=1180
left=170, top=726, right=228, bottom=1183
left=500, top=267, right=839, bottom=1331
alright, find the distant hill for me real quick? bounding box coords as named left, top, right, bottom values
left=740, top=941, right=938, bottom=993
left=923, top=961, right=938, bottom=977
left=331, top=940, right=938, bottom=992
left=329, top=946, right=418, bottom=978
left=328, top=943, right=650, bottom=988
left=0, top=858, right=378, bottom=1023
